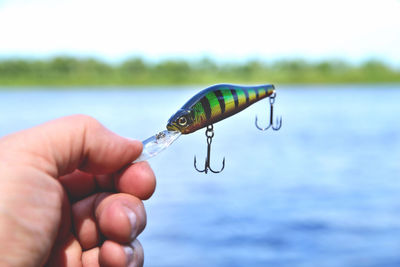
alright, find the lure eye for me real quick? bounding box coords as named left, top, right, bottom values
left=178, top=116, right=187, bottom=126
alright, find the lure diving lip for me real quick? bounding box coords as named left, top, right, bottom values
left=133, top=130, right=181, bottom=163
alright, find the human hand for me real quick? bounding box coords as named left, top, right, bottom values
left=0, top=115, right=156, bottom=267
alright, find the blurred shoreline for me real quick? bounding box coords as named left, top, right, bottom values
left=1, top=57, right=399, bottom=87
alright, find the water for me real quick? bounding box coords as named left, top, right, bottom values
left=1, top=85, right=400, bottom=267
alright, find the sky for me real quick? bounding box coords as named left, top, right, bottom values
left=0, top=0, right=400, bottom=65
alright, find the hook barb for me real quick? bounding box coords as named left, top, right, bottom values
left=208, top=157, right=225, bottom=174
left=194, top=155, right=207, bottom=173
left=272, top=116, right=282, bottom=130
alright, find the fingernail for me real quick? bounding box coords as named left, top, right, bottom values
left=124, top=246, right=134, bottom=267
left=123, top=206, right=138, bottom=240
left=125, top=138, right=142, bottom=145
left=124, top=240, right=144, bottom=267
left=124, top=137, right=143, bottom=148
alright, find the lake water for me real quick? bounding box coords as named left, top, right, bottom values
left=1, top=84, right=400, bottom=267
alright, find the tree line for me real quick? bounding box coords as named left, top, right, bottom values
left=0, top=57, right=399, bottom=86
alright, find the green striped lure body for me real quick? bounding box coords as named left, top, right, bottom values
left=166, top=84, right=275, bottom=134
left=135, top=83, right=280, bottom=173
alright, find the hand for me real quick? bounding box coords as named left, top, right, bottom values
left=0, top=115, right=156, bottom=267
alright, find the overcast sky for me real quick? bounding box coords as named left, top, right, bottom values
left=0, top=0, right=399, bottom=65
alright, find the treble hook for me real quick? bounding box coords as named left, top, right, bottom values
left=194, top=124, right=225, bottom=174
left=255, top=92, right=282, bottom=131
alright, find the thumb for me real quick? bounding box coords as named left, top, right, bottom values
left=1, top=115, right=143, bottom=177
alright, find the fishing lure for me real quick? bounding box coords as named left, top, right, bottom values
left=134, top=84, right=282, bottom=173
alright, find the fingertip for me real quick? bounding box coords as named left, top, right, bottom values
left=98, top=201, right=132, bottom=243
left=115, top=161, right=156, bottom=200
left=99, top=241, right=126, bottom=267
left=82, top=247, right=100, bottom=266
left=127, top=138, right=143, bottom=150
left=76, top=116, right=144, bottom=174
left=100, top=240, right=144, bottom=267
left=125, top=139, right=144, bottom=161
left=96, top=194, right=146, bottom=243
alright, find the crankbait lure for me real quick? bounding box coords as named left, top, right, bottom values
left=134, top=84, right=282, bottom=173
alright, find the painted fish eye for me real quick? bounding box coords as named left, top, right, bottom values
left=178, top=116, right=187, bottom=126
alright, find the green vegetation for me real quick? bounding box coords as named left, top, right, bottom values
left=0, top=57, right=399, bottom=86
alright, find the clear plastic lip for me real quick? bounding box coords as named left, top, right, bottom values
left=133, top=130, right=181, bottom=163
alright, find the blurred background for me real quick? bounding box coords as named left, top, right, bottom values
left=1, top=0, right=400, bottom=266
